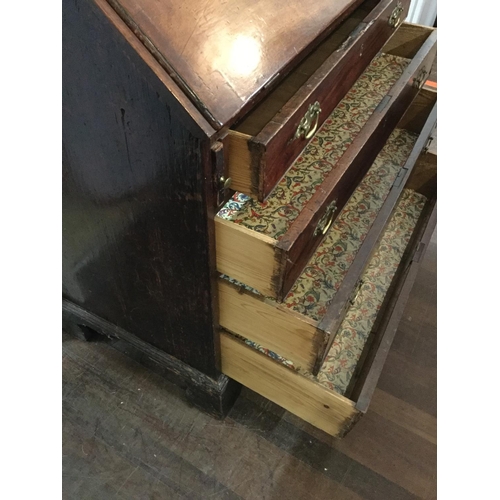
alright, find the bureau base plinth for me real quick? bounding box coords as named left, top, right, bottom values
left=62, top=300, right=242, bottom=419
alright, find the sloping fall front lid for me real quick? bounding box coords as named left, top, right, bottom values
left=107, top=0, right=361, bottom=128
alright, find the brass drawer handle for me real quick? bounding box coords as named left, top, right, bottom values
left=294, top=101, right=322, bottom=141
left=388, top=2, right=404, bottom=28
left=413, top=68, right=428, bottom=89
left=314, top=199, right=337, bottom=237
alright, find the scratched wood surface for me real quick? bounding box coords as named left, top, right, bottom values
left=107, top=0, right=363, bottom=128
left=62, top=226, right=436, bottom=499
left=62, top=0, right=221, bottom=377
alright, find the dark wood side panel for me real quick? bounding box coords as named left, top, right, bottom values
left=256, top=0, right=411, bottom=199
left=62, top=0, right=220, bottom=376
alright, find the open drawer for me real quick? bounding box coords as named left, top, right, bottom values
left=220, top=126, right=437, bottom=437
left=226, top=0, right=437, bottom=201
left=217, top=24, right=436, bottom=300
left=219, top=90, right=436, bottom=373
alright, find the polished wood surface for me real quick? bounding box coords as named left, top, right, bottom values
left=107, top=0, right=365, bottom=128
left=62, top=226, right=436, bottom=498
left=63, top=0, right=220, bottom=376
left=228, top=0, right=411, bottom=200
left=215, top=27, right=436, bottom=303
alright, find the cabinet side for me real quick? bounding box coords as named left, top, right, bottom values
left=62, top=0, right=221, bottom=377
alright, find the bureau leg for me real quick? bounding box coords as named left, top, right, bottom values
left=62, top=299, right=241, bottom=418
left=185, top=374, right=241, bottom=419
left=62, top=318, right=101, bottom=342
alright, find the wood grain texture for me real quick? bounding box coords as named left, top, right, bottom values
left=215, top=217, right=279, bottom=298
left=218, top=280, right=322, bottom=370
left=62, top=225, right=436, bottom=498
left=220, top=332, right=360, bottom=438
left=216, top=108, right=436, bottom=384
left=406, top=150, right=437, bottom=199
left=226, top=131, right=253, bottom=194
left=219, top=186, right=437, bottom=437
left=94, top=0, right=215, bottom=135
left=276, top=26, right=436, bottom=301
left=233, top=1, right=372, bottom=136
left=383, top=22, right=434, bottom=58
left=398, top=88, right=437, bottom=133
left=370, top=388, right=436, bottom=444
left=225, top=0, right=411, bottom=200
left=63, top=0, right=219, bottom=375
left=352, top=201, right=437, bottom=411
left=106, top=0, right=365, bottom=128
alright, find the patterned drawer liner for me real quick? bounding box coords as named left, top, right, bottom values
left=217, top=52, right=410, bottom=240
left=313, top=188, right=426, bottom=394
left=222, top=127, right=419, bottom=315
left=227, top=188, right=427, bottom=396
left=282, top=127, right=417, bottom=320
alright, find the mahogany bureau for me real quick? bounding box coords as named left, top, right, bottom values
left=62, top=0, right=437, bottom=437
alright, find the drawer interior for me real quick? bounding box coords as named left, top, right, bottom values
left=218, top=24, right=435, bottom=298
left=221, top=52, right=411, bottom=238
left=227, top=19, right=433, bottom=173
left=219, top=89, right=437, bottom=373
left=232, top=0, right=377, bottom=137
left=225, top=1, right=417, bottom=200
left=218, top=53, right=410, bottom=295
left=220, top=146, right=437, bottom=435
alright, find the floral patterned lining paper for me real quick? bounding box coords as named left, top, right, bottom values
left=221, top=127, right=420, bottom=311
left=220, top=127, right=421, bottom=380
left=216, top=52, right=410, bottom=238
left=283, top=128, right=418, bottom=320
left=227, top=188, right=427, bottom=396
left=313, top=188, right=427, bottom=395
left=217, top=51, right=428, bottom=397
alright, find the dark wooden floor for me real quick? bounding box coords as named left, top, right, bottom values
left=62, top=228, right=436, bottom=500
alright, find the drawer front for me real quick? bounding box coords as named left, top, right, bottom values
left=227, top=0, right=411, bottom=201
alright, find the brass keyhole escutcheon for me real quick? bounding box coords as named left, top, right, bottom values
left=314, top=199, right=338, bottom=237
left=294, top=101, right=322, bottom=141
left=388, top=2, right=404, bottom=29
left=413, top=68, right=428, bottom=89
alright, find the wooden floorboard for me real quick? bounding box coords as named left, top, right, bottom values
left=62, top=231, right=437, bottom=500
